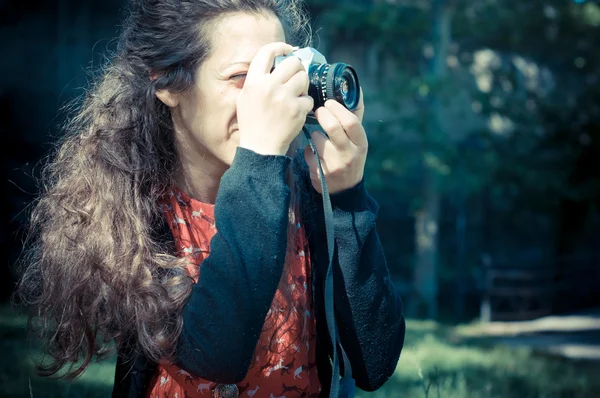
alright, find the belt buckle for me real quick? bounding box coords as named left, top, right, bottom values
left=212, top=383, right=239, bottom=398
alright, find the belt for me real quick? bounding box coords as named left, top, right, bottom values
left=211, top=384, right=239, bottom=398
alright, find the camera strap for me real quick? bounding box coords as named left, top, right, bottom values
left=303, top=127, right=356, bottom=398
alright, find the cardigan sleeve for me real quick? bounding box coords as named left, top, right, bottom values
left=172, top=146, right=292, bottom=383
left=298, top=156, right=406, bottom=392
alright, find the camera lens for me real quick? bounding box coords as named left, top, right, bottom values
left=328, top=63, right=360, bottom=111
left=307, top=63, right=360, bottom=112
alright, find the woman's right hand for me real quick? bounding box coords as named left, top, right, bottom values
left=237, top=42, right=314, bottom=156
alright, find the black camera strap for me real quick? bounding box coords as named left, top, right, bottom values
left=303, top=127, right=355, bottom=398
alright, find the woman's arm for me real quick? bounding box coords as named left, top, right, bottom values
left=173, top=147, right=291, bottom=383
left=300, top=160, right=406, bottom=392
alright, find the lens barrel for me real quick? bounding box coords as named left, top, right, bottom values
left=307, top=62, right=360, bottom=111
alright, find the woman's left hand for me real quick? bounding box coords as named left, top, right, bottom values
left=304, top=88, right=368, bottom=195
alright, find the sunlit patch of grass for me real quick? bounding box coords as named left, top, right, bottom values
left=354, top=319, right=600, bottom=398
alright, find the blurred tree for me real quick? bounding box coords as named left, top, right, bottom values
left=307, top=0, right=600, bottom=318
left=411, top=0, right=454, bottom=319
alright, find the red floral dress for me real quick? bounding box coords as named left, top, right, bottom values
left=147, top=187, right=322, bottom=398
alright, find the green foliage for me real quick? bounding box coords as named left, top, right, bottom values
left=307, top=0, right=600, bottom=286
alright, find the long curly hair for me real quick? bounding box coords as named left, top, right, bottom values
left=14, top=0, right=312, bottom=379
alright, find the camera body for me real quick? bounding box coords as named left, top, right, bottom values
left=274, top=47, right=360, bottom=117
left=274, top=47, right=328, bottom=79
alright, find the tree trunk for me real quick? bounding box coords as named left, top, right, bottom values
left=414, top=175, right=441, bottom=319
left=413, top=0, right=453, bottom=319
left=455, top=193, right=467, bottom=320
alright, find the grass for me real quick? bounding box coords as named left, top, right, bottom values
left=1, top=304, right=599, bottom=398
left=372, top=320, right=600, bottom=398
left=0, top=305, right=115, bottom=398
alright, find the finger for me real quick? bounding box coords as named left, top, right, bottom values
left=284, top=69, right=310, bottom=97
left=314, top=105, right=351, bottom=150
left=352, top=86, right=365, bottom=124
left=299, top=95, right=314, bottom=114
left=324, top=99, right=368, bottom=148
left=247, top=42, right=294, bottom=78
left=271, top=56, right=306, bottom=85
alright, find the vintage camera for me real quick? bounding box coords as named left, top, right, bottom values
left=274, top=47, right=360, bottom=119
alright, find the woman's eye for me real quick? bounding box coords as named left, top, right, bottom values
left=231, top=73, right=247, bottom=80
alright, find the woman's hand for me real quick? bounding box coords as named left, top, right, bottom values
left=237, top=42, right=314, bottom=156
left=304, top=88, right=367, bottom=195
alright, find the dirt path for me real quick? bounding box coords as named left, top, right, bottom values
left=458, top=308, right=600, bottom=361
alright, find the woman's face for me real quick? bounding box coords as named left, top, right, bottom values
left=168, top=11, right=286, bottom=173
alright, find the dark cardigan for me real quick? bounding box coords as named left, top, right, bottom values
left=111, top=147, right=406, bottom=397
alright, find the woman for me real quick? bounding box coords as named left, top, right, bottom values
left=15, top=0, right=406, bottom=397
